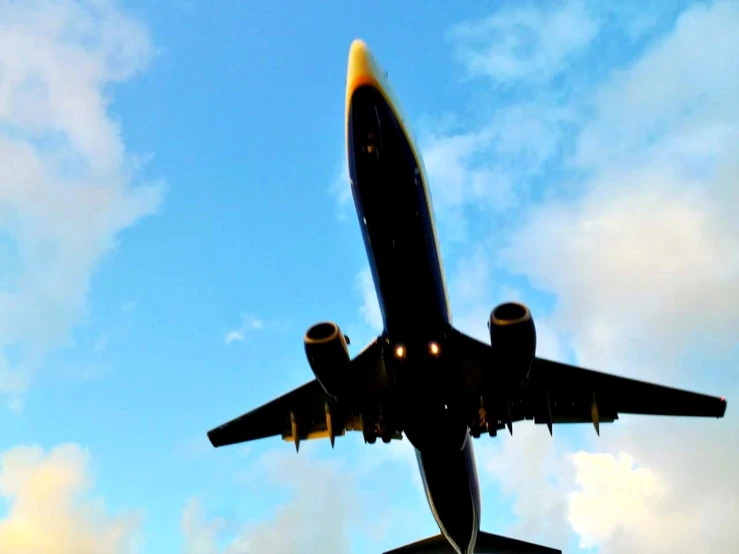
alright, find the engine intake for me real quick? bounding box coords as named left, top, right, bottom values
left=488, top=302, right=537, bottom=383
left=304, top=321, right=351, bottom=400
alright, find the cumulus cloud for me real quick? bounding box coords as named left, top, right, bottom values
left=0, top=442, right=142, bottom=554
left=478, top=424, right=576, bottom=549
left=420, top=102, right=574, bottom=242
left=182, top=449, right=360, bottom=554
left=182, top=498, right=229, bottom=554
left=0, top=0, right=163, bottom=402
left=501, top=0, right=739, bottom=379
left=430, top=1, right=738, bottom=552
left=567, top=417, right=739, bottom=554
left=447, top=0, right=598, bottom=84
left=224, top=314, right=264, bottom=345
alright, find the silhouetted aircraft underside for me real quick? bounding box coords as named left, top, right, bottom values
left=207, top=39, right=727, bottom=554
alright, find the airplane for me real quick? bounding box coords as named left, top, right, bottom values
left=206, top=39, right=728, bottom=554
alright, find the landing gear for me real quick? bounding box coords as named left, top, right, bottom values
left=360, top=412, right=377, bottom=444
left=360, top=409, right=399, bottom=444
left=380, top=423, right=393, bottom=443
left=469, top=396, right=488, bottom=438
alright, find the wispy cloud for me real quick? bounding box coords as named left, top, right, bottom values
left=447, top=0, right=598, bottom=84
left=182, top=449, right=360, bottom=554
left=356, top=268, right=383, bottom=331
left=0, top=0, right=163, bottom=405
left=501, top=0, right=739, bottom=377
left=328, top=158, right=353, bottom=222
left=224, top=313, right=264, bottom=345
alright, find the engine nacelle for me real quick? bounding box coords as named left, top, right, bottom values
left=304, top=321, right=351, bottom=400
left=488, top=302, right=537, bottom=383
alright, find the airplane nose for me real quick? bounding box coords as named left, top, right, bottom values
left=349, top=39, right=369, bottom=64
left=347, top=39, right=376, bottom=83
left=346, top=39, right=385, bottom=122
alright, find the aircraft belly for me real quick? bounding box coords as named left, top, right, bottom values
left=416, top=438, right=480, bottom=554
left=348, top=85, right=450, bottom=338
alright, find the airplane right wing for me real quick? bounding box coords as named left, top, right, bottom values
left=207, top=379, right=336, bottom=449
left=449, top=329, right=727, bottom=434
left=528, top=357, right=728, bottom=421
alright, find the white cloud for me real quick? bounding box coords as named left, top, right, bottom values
left=357, top=268, right=383, bottom=331
left=182, top=450, right=360, bottom=554
left=0, top=0, right=163, bottom=402
left=565, top=421, right=739, bottom=553
left=224, top=331, right=244, bottom=344
left=225, top=314, right=264, bottom=345
left=328, top=159, right=353, bottom=222
left=568, top=451, right=671, bottom=551
left=501, top=0, right=739, bottom=378
left=434, top=1, right=738, bottom=552
left=446, top=248, right=569, bottom=361
left=503, top=172, right=739, bottom=376
left=93, top=333, right=110, bottom=354
left=0, top=442, right=142, bottom=553
left=447, top=0, right=598, bottom=83
left=182, top=498, right=229, bottom=554
left=420, top=102, right=574, bottom=242
left=477, top=423, right=576, bottom=549
left=575, top=0, right=739, bottom=173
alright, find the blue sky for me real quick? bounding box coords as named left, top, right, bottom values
left=0, top=1, right=737, bottom=552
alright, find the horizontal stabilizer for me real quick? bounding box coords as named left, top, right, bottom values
left=474, top=531, right=561, bottom=554
left=383, top=531, right=561, bottom=554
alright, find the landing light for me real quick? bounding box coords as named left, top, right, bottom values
left=429, top=341, right=440, bottom=356
left=394, top=344, right=406, bottom=359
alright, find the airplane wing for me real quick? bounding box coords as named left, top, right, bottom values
left=207, top=337, right=394, bottom=450
left=450, top=329, right=727, bottom=435
left=384, top=531, right=561, bottom=554
left=207, top=379, right=334, bottom=449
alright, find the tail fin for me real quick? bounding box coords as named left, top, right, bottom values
left=383, top=531, right=561, bottom=554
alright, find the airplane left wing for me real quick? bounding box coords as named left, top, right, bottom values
left=449, top=329, right=727, bottom=435
left=208, top=336, right=394, bottom=450
left=207, top=379, right=334, bottom=449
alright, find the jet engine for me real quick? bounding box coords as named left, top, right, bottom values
left=488, top=302, right=537, bottom=383
left=304, top=321, right=351, bottom=400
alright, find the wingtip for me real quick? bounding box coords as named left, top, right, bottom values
left=206, top=428, right=221, bottom=448
left=719, top=397, right=727, bottom=418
